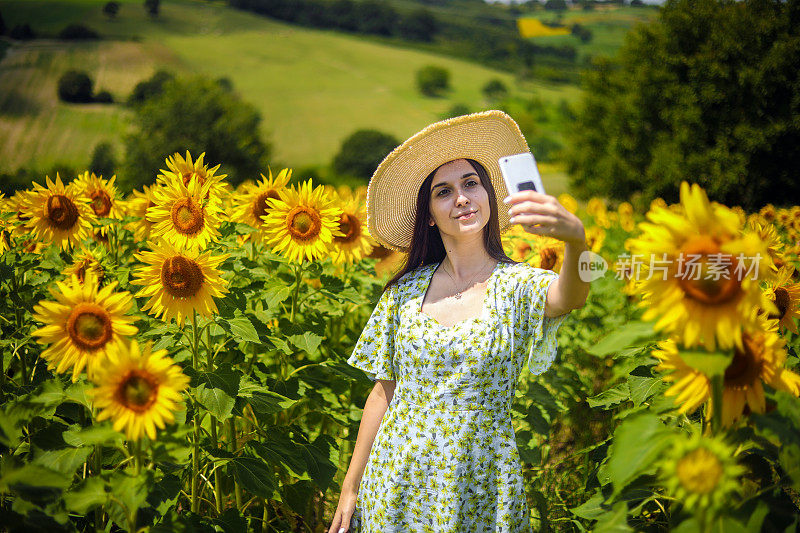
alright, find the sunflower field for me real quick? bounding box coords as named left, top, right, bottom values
left=0, top=152, right=799, bottom=532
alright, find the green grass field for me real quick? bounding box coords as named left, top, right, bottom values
left=522, top=5, right=657, bottom=62
left=0, top=0, right=586, bottom=177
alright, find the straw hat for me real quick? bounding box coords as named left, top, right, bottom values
left=366, top=109, right=530, bottom=253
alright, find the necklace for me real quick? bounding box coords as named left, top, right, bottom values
left=439, top=258, right=494, bottom=300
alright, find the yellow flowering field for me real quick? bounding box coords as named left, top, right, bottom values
left=0, top=152, right=799, bottom=531
left=517, top=18, right=572, bottom=39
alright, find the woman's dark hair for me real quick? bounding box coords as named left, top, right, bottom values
left=383, top=158, right=515, bottom=292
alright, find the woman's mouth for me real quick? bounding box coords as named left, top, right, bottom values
left=456, top=211, right=476, bottom=220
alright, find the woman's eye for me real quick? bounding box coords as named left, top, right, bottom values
left=437, top=189, right=449, bottom=197
left=466, top=180, right=478, bottom=187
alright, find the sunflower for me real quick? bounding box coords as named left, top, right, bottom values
left=124, top=184, right=157, bottom=242
left=659, top=430, right=744, bottom=515
left=747, top=219, right=786, bottom=271
left=586, top=197, right=610, bottom=228
left=131, top=241, right=229, bottom=326
left=502, top=224, right=565, bottom=272
left=24, top=174, right=96, bottom=250
left=64, top=247, right=105, bottom=284
left=0, top=194, right=10, bottom=255
left=585, top=225, right=606, bottom=254
left=763, top=265, right=800, bottom=335
left=617, top=201, right=636, bottom=232
left=653, top=318, right=800, bottom=427
left=260, top=179, right=344, bottom=263
left=91, top=339, right=190, bottom=441
left=759, top=204, right=776, bottom=224
left=231, top=168, right=292, bottom=235
left=557, top=193, right=578, bottom=215
left=158, top=151, right=229, bottom=209
left=73, top=171, right=123, bottom=221
left=329, top=190, right=375, bottom=265
left=32, top=274, right=138, bottom=382
left=147, top=172, right=221, bottom=251
left=5, top=189, right=32, bottom=238
left=625, top=181, right=777, bottom=352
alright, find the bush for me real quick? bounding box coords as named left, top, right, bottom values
left=332, top=129, right=399, bottom=180
left=123, top=75, right=270, bottom=190
left=571, top=23, right=592, bottom=43
left=398, top=9, right=438, bottom=42
left=482, top=79, right=508, bottom=102
left=144, top=0, right=160, bottom=17
left=544, top=0, right=567, bottom=11
left=94, top=90, right=114, bottom=104
left=9, top=24, right=35, bottom=40
left=440, top=103, right=470, bottom=120
left=128, top=70, right=175, bottom=106
left=416, top=65, right=450, bottom=97
left=57, top=70, right=94, bottom=103
left=103, top=1, right=120, bottom=18
left=58, top=24, right=99, bottom=40
left=90, top=142, right=116, bottom=177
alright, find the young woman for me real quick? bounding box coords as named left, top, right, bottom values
left=329, top=110, right=590, bottom=533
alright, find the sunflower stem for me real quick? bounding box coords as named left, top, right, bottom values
left=94, top=443, right=104, bottom=531
left=210, top=418, right=223, bottom=514
left=290, top=260, right=304, bottom=323
left=191, top=310, right=201, bottom=515
left=228, top=418, right=244, bottom=511
left=710, top=374, right=724, bottom=435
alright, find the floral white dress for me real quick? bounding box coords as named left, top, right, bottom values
left=346, top=260, right=570, bottom=533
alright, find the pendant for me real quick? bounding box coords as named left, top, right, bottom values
left=454, top=293, right=462, bottom=299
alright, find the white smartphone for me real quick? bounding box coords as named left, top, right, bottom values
left=498, top=152, right=546, bottom=196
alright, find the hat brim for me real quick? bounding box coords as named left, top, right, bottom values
left=366, top=109, right=531, bottom=252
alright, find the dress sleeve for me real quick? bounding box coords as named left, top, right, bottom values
left=346, top=284, right=397, bottom=382
left=516, top=265, right=570, bottom=376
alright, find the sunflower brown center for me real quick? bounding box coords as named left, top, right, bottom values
left=170, top=197, right=205, bottom=235
left=161, top=256, right=204, bottom=298
left=334, top=213, right=361, bottom=244
left=286, top=206, right=321, bottom=242
left=724, top=334, right=762, bottom=387
left=46, top=195, right=79, bottom=230
left=676, top=447, right=723, bottom=494
left=540, top=248, right=557, bottom=270
left=116, top=370, right=159, bottom=413
left=676, top=236, right=740, bottom=305
left=89, top=190, right=112, bottom=217
left=254, top=190, right=280, bottom=221
left=66, top=303, right=113, bottom=351
left=769, top=287, right=790, bottom=320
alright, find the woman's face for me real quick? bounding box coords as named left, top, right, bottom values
left=427, top=158, right=492, bottom=240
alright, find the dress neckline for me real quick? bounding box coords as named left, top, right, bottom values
left=418, top=260, right=502, bottom=330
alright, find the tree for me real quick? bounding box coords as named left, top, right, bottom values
left=565, top=0, right=800, bottom=209
left=416, top=65, right=450, bottom=97
left=544, top=0, right=567, bottom=11
left=398, top=9, right=438, bottom=42
left=128, top=70, right=175, bottom=106
left=356, top=0, right=396, bottom=36
left=144, top=0, right=160, bottom=17
left=332, top=130, right=399, bottom=180
left=103, top=2, right=120, bottom=18
left=0, top=9, right=6, bottom=35
left=440, top=103, right=470, bottom=121
left=122, top=76, right=270, bottom=190
left=9, top=24, right=35, bottom=40
left=482, top=79, right=508, bottom=102
left=58, top=24, right=100, bottom=40
left=57, top=70, right=94, bottom=103
left=90, top=142, right=116, bottom=177
left=570, top=23, right=592, bottom=44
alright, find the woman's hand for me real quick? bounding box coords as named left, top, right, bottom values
left=504, top=190, right=586, bottom=245
left=328, top=487, right=358, bottom=533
